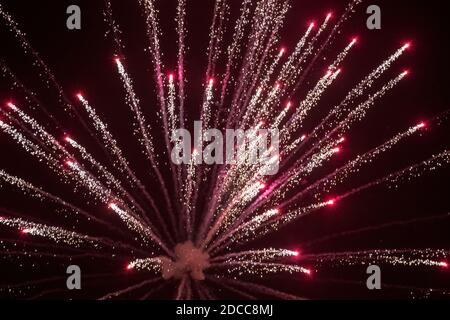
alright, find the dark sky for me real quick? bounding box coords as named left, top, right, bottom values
left=0, top=0, right=449, bottom=299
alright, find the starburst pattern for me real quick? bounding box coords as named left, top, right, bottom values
left=0, top=0, right=449, bottom=299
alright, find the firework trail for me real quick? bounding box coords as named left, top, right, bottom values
left=0, top=0, right=448, bottom=299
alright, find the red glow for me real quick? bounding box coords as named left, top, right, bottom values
left=114, top=57, right=121, bottom=64
left=327, top=199, right=336, bottom=206
left=309, top=22, right=315, bottom=28
left=404, top=42, right=411, bottom=49
left=126, top=263, right=134, bottom=270
left=6, top=101, right=14, bottom=108
left=209, top=78, right=214, bottom=86
left=292, top=250, right=300, bottom=257
left=21, top=229, right=30, bottom=234
left=326, top=12, right=333, bottom=19
left=351, top=37, right=358, bottom=44
left=440, top=261, right=448, bottom=268
left=64, top=136, right=72, bottom=143
left=286, top=101, right=292, bottom=109
left=280, top=47, right=286, bottom=56
left=76, top=93, right=84, bottom=100
left=333, top=147, right=341, bottom=153
left=403, top=70, right=410, bottom=76
left=418, top=122, right=426, bottom=128
left=301, top=134, right=307, bottom=141
left=65, top=160, right=74, bottom=167
left=259, top=120, right=265, bottom=126
left=168, top=74, right=174, bottom=81
left=304, top=268, right=312, bottom=275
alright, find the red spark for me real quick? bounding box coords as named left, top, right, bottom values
left=6, top=101, right=14, bottom=108
left=76, top=93, right=84, bottom=100
left=21, top=229, right=30, bottom=234
left=326, top=12, right=333, bottom=19
left=440, top=261, right=448, bottom=268
left=327, top=199, right=336, bottom=206
left=126, top=263, right=134, bottom=271
left=168, top=73, right=174, bottom=81
left=209, top=78, right=214, bottom=86
left=418, top=122, right=426, bottom=128
left=279, top=47, right=286, bottom=56
left=65, top=160, right=74, bottom=167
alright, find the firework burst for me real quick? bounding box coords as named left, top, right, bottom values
left=0, top=0, right=449, bottom=299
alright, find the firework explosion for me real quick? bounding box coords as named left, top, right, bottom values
left=0, top=0, right=449, bottom=299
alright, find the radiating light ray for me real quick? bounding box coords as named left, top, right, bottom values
left=115, top=58, right=178, bottom=235
left=176, top=0, right=187, bottom=128
left=303, top=249, right=449, bottom=268
left=108, top=203, right=172, bottom=257
left=5, top=102, right=69, bottom=157
left=99, top=278, right=161, bottom=300
left=206, top=209, right=279, bottom=252
left=328, top=37, right=357, bottom=72
left=0, top=170, right=125, bottom=235
left=277, top=122, right=429, bottom=210
left=126, top=257, right=162, bottom=273
left=211, top=248, right=299, bottom=263
left=167, top=74, right=178, bottom=134
left=0, top=217, right=100, bottom=247
left=214, top=260, right=310, bottom=276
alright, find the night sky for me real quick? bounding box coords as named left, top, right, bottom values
left=0, top=0, right=449, bottom=299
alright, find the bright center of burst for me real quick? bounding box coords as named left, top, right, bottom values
left=159, top=241, right=210, bottom=281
